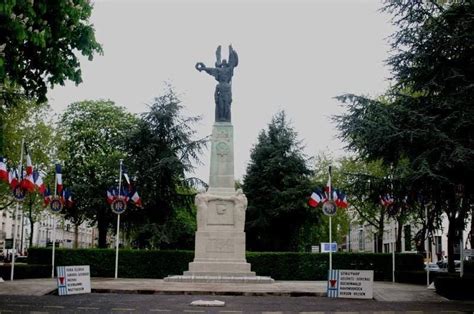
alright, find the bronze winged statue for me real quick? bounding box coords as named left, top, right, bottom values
left=196, top=45, right=238, bottom=122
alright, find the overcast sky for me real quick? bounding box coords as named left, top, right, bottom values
left=47, top=0, right=395, bottom=183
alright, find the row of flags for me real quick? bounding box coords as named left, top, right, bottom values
left=308, top=169, right=349, bottom=209
left=0, top=147, right=69, bottom=208
left=106, top=164, right=142, bottom=208
left=309, top=188, right=349, bottom=208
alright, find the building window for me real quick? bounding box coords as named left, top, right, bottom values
left=384, top=243, right=390, bottom=253
left=404, top=225, right=412, bottom=251
left=358, top=229, right=364, bottom=251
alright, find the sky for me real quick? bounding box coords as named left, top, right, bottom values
left=47, top=0, right=395, bottom=183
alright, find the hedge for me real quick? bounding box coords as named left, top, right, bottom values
left=0, top=264, right=50, bottom=280
left=435, top=274, right=474, bottom=300
left=27, top=248, right=423, bottom=281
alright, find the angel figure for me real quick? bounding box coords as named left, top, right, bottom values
left=195, top=45, right=239, bottom=122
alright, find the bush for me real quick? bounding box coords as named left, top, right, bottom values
left=435, top=274, right=474, bottom=300
left=27, top=248, right=423, bottom=280
left=464, top=260, right=474, bottom=273
left=0, top=264, right=50, bottom=280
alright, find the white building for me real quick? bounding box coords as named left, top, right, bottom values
left=344, top=209, right=472, bottom=262
left=0, top=205, right=97, bottom=256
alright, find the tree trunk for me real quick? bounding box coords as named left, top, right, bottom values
left=97, top=211, right=108, bottom=248
left=74, top=224, right=79, bottom=249
left=376, top=208, right=385, bottom=253
left=470, top=208, right=474, bottom=251
left=28, top=210, right=34, bottom=248
left=396, top=218, right=403, bottom=252
left=447, top=214, right=456, bottom=273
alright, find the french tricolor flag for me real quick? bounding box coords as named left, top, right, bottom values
left=9, top=168, right=19, bottom=189
left=0, top=157, right=8, bottom=182
left=33, top=170, right=46, bottom=194
left=308, top=190, right=323, bottom=207
left=25, top=147, right=33, bottom=175
left=130, top=190, right=142, bottom=207
left=55, top=164, right=63, bottom=194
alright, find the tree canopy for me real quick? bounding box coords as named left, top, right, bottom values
left=0, top=0, right=102, bottom=103
left=125, top=86, right=207, bottom=249
left=336, top=0, right=474, bottom=271
left=243, top=110, right=316, bottom=251
left=58, top=100, right=137, bottom=248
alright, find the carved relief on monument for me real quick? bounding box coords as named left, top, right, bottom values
left=206, top=238, right=234, bottom=253
left=194, top=189, right=248, bottom=231
left=208, top=200, right=234, bottom=225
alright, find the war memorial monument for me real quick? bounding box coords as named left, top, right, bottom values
left=165, top=46, right=273, bottom=283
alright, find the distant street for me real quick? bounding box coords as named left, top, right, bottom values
left=0, top=293, right=473, bottom=313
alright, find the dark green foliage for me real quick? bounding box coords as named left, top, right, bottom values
left=243, top=111, right=316, bottom=251
left=0, top=0, right=102, bottom=103
left=58, top=100, right=138, bottom=248
left=0, top=264, right=50, bottom=280
left=435, top=275, right=474, bottom=300
left=125, top=86, right=206, bottom=249
left=28, top=248, right=423, bottom=281
left=335, top=1, right=474, bottom=272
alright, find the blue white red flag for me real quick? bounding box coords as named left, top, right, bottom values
left=55, top=164, right=63, bottom=194
left=308, top=190, right=323, bottom=207
left=130, top=190, right=143, bottom=207
left=25, top=145, right=33, bottom=175
left=335, top=190, right=349, bottom=208
left=33, top=170, right=46, bottom=194
left=9, top=168, right=19, bottom=189
left=0, top=157, right=8, bottom=182
left=43, top=186, right=52, bottom=207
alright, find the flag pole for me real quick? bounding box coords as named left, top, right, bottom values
left=11, top=138, right=24, bottom=281
left=328, top=166, right=332, bottom=273
left=115, top=159, right=123, bottom=279
left=51, top=165, right=58, bottom=278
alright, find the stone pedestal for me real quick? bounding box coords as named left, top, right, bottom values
left=165, top=122, right=273, bottom=283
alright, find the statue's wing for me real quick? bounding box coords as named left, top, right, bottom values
left=215, top=45, right=222, bottom=67
left=228, top=45, right=238, bottom=68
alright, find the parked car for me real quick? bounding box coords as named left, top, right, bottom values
left=425, top=262, right=442, bottom=272
left=436, top=260, right=460, bottom=272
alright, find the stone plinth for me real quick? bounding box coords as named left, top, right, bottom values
left=165, top=122, right=272, bottom=283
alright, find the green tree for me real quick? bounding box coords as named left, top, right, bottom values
left=125, top=87, right=207, bottom=249
left=336, top=1, right=474, bottom=271
left=0, top=98, right=54, bottom=248
left=0, top=0, right=102, bottom=103
left=243, top=110, right=316, bottom=251
left=58, top=100, right=137, bottom=248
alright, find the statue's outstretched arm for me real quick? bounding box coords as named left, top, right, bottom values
left=195, top=62, right=218, bottom=77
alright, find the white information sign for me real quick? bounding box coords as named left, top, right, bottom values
left=327, top=269, right=373, bottom=299
left=320, top=242, right=337, bottom=253
left=57, top=265, right=91, bottom=296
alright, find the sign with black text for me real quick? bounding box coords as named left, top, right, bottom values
left=57, top=265, right=91, bottom=296
left=327, top=269, right=373, bottom=299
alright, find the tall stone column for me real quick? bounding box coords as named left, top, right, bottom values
left=165, top=123, right=272, bottom=283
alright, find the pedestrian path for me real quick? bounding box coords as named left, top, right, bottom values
left=0, top=277, right=447, bottom=302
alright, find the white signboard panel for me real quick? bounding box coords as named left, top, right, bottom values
left=57, top=265, right=91, bottom=296
left=327, top=269, right=373, bottom=299
left=320, top=242, right=337, bottom=253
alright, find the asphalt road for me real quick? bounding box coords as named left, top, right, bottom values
left=0, top=294, right=473, bottom=313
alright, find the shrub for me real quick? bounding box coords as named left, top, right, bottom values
left=435, top=274, right=474, bottom=300
left=27, top=248, right=423, bottom=280
left=0, top=264, right=50, bottom=280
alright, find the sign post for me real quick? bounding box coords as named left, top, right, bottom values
left=112, top=159, right=126, bottom=279
left=50, top=195, right=63, bottom=278
left=11, top=138, right=25, bottom=281
left=323, top=166, right=337, bottom=272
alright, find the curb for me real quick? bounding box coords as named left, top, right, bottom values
left=91, top=288, right=326, bottom=297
